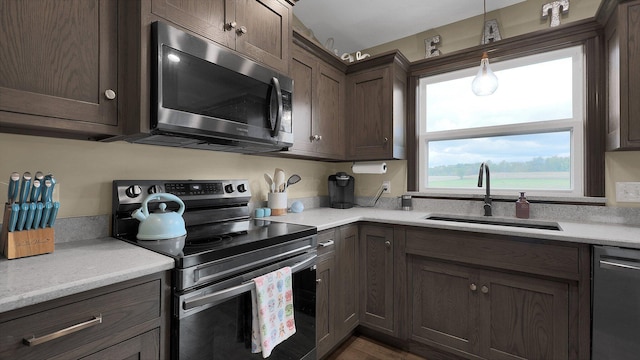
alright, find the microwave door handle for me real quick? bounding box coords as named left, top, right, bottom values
left=269, top=77, right=283, bottom=137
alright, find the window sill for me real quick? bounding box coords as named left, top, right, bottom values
left=406, top=191, right=607, bottom=206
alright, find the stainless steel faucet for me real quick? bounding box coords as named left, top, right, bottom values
left=477, top=162, right=492, bottom=216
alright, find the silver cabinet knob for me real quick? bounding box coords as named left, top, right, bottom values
left=470, top=283, right=477, bottom=291
left=237, top=26, right=247, bottom=35
left=226, top=21, right=237, bottom=30
left=383, top=137, right=389, bottom=143
left=104, top=89, right=116, bottom=100
left=481, top=285, right=489, bottom=294
left=309, top=134, right=322, bottom=142
left=316, top=279, right=322, bottom=284
left=385, top=240, right=391, bottom=248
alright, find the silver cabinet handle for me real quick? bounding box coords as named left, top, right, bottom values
left=237, top=26, right=247, bottom=35
left=481, top=285, right=489, bottom=294
left=309, top=134, right=323, bottom=142
left=470, top=283, right=477, bottom=291
left=316, top=279, right=322, bottom=283
left=383, top=137, right=389, bottom=143
left=318, top=240, right=334, bottom=247
left=385, top=240, right=391, bottom=248
left=226, top=21, right=237, bottom=30
left=104, top=89, right=116, bottom=100
left=23, top=314, right=102, bottom=346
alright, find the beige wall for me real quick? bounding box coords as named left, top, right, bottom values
left=0, top=134, right=336, bottom=218
left=364, top=0, right=602, bottom=62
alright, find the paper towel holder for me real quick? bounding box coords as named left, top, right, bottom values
left=351, top=161, right=387, bottom=174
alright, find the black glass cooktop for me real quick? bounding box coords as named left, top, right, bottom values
left=118, top=219, right=317, bottom=268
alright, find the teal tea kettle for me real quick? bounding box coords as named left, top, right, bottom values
left=132, top=193, right=186, bottom=241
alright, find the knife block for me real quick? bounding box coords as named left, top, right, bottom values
left=1, top=204, right=55, bottom=259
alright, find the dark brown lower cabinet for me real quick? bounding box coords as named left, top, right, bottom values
left=77, top=329, right=160, bottom=360
left=359, top=224, right=396, bottom=335
left=316, top=230, right=336, bottom=358
left=0, top=272, right=170, bottom=360
left=404, top=228, right=590, bottom=360
left=409, top=257, right=569, bottom=359
left=316, top=225, right=359, bottom=359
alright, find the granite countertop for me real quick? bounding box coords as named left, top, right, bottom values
left=2, top=206, right=639, bottom=315
left=0, top=238, right=174, bottom=314
left=265, top=207, right=640, bottom=249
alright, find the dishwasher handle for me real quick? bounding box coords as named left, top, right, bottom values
left=600, top=258, right=640, bottom=272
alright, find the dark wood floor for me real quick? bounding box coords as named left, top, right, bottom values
left=325, top=334, right=426, bottom=360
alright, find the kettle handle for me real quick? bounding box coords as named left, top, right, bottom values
left=141, top=193, right=186, bottom=216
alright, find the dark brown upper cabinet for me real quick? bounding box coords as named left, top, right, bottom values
left=602, top=0, right=640, bottom=150
left=288, top=32, right=347, bottom=160
left=346, top=51, right=409, bottom=161
left=0, top=0, right=121, bottom=140
left=150, top=0, right=291, bottom=74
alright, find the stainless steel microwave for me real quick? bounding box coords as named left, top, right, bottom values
left=120, top=21, right=294, bottom=153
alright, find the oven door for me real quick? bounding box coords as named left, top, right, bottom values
left=175, top=252, right=317, bottom=360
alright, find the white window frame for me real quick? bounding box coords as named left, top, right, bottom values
left=417, top=46, right=585, bottom=197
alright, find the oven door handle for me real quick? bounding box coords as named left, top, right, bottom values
left=183, top=254, right=317, bottom=310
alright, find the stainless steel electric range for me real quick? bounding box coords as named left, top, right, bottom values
left=112, top=179, right=317, bottom=360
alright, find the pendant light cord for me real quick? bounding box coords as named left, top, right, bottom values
left=483, top=0, right=487, bottom=44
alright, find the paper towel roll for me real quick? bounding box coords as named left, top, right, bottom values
left=351, top=161, right=387, bottom=174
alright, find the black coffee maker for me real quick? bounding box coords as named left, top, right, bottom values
left=328, top=172, right=355, bottom=209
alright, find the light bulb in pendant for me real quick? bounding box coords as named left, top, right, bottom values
left=471, top=52, right=498, bottom=96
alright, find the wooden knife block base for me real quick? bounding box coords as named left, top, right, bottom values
left=1, top=204, right=55, bottom=259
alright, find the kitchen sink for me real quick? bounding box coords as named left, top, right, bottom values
left=424, top=214, right=562, bottom=231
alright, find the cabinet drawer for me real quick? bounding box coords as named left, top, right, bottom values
left=405, top=228, right=584, bottom=280
left=317, top=229, right=336, bottom=256
left=0, top=279, right=161, bottom=360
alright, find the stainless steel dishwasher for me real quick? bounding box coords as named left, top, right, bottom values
left=592, top=245, right=640, bottom=359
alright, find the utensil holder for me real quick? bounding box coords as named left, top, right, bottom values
left=268, top=192, right=287, bottom=216
left=1, top=204, right=55, bottom=259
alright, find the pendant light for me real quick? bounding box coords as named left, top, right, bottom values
left=472, top=0, right=498, bottom=96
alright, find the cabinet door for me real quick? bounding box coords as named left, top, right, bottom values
left=0, top=0, right=119, bottom=135
left=409, top=257, right=479, bottom=356
left=290, top=45, right=316, bottom=154
left=150, top=0, right=235, bottom=49
left=347, top=67, right=392, bottom=160
left=316, top=252, right=335, bottom=358
left=335, top=225, right=359, bottom=338
left=78, top=329, right=159, bottom=360
left=314, top=62, right=345, bottom=158
left=359, top=224, right=395, bottom=334
left=235, top=0, right=290, bottom=74
left=606, top=1, right=640, bottom=150
left=479, top=270, right=569, bottom=360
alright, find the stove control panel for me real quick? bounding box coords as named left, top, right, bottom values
left=114, top=179, right=251, bottom=206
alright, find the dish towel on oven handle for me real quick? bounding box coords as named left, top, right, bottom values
left=251, top=266, right=296, bottom=358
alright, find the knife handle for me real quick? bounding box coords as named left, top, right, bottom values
left=48, top=202, right=60, bottom=227
left=17, top=203, right=29, bottom=231
left=18, top=173, right=32, bottom=204
left=42, top=179, right=53, bottom=204
left=8, top=203, right=20, bottom=232
left=41, top=202, right=53, bottom=229
left=33, top=202, right=44, bottom=230
left=8, top=172, right=20, bottom=204
left=29, top=179, right=42, bottom=203
left=25, top=202, right=37, bottom=230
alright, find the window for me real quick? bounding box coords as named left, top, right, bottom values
left=417, top=46, right=584, bottom=197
